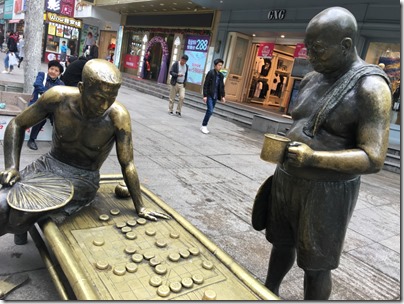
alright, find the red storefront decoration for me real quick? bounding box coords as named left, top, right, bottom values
left=294, top=43, right=307, bottom=58
left=257, top=43, right=275, bottom=58
left=124, top=54, right=140, bottom=70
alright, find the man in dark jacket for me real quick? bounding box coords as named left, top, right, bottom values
left=200, top=58, right=226, bottom=134
left=27, top=60, right=64, bottom=150
left=2, top=31, right=18, bottom=73
left=168, top=54, right=188, bottom=117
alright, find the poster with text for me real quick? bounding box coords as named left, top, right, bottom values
left=185, top=35, right=210, bottom=85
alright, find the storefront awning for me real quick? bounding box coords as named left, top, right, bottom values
left=8, top=19, right=21, bottom=23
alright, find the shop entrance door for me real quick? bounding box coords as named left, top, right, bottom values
left=223, top=32, right=252, bottom=102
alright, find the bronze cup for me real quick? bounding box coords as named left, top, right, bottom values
left=260, top=133, right=291, bottom=164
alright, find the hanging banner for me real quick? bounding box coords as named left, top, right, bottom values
left=294, top=43, right=307, bottom=58
left=257, top=43, right=274, bottom=58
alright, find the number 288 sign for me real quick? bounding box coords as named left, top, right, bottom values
left=185, top=35, right=210, bottom=52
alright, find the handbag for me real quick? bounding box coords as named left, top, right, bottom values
left=251, top=175, right=273, bottom=231
left=9, top=53, right=18, bottom=66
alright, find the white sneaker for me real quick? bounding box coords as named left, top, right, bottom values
left=2, top=70, right=9, bottom=74
left=200, top=126, right=210, bottom=134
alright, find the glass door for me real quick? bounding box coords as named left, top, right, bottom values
left=223, top=32, right=252, bottom=102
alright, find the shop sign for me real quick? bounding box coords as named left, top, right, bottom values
left=46, top=12, right=82, bottom=28
left=185, top=35, right=210, bottom=85
left=294, top=43, right=307, bottom=58
left=267, top=9, right=286, bottom=20
left=257, top=43, right=274, bottom=58
left=46, top=0, right=75, bottom=18
left=124, top=54, right=140, bottom=70
left=4, top=0, right=12, bottom=19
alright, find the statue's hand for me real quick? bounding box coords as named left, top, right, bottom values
left=138, top=207, right=171, bottom=221
left=286, top=141, right=314, bottom=167
left=0, top=169, right=20, bottom=187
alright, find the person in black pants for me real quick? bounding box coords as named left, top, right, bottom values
left=200, top=58, right=226, bottom=134
left=27, top=60, right=64, bottom=150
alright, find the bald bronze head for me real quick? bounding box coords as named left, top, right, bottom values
left=82, top=59, right=122, bottom=88
left=304, top=7, right=359, bottom=75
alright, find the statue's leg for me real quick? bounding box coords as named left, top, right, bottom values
left=303, top=269, right=332, bottom=300
left=8, top=209, right=44, bottom=235
left=0, top=190, right=10, bottom=236
left=264, top=244, right=296, bottom=296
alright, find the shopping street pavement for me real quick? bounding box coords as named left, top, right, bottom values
left=0, top=55, right=400, bottom=301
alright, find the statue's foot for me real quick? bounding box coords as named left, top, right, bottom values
left=14, top=232, right=28, bottom=245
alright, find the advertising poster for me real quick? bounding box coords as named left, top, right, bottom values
left=257, top=43, right=275, bottom=58
left=184, top=35, right=210, bottom=85
left=48, top=23, right=56, bottom=35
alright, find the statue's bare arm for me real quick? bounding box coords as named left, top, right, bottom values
left=113, top=102, right=170, bottom=221
left=286, top=76, right=391, bottom=174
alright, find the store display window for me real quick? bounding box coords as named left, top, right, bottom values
left=44, top=12, right=82, bottom=63
left=123, top=33, right=142, bottom=74
left=365, top=42, right=400, bottom=125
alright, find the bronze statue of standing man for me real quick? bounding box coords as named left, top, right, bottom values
left=255, top=7, right=391, bottom=300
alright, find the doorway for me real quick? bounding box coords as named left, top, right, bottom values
left=99, top=30, right=116, bottom=61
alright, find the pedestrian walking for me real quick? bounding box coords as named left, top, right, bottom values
left=17, top=34, right=24, bottom=68
left=200, top=58, right=226, bottom=134
left=168, top=54, right=189, bottom=117
left=2, top=31, right=18, bottom=74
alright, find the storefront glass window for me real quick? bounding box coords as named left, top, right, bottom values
left=365, top=42, right=400, bottom=125
left=123, top=33, right=142, bottom=75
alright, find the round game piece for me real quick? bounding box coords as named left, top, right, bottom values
left=113, top=265, right=126, bottom=276
left=149, top=257, right=162, bottom=267
left=169, top=281, right=182, bottom=293
left=121, top=226, right=132, bottom=234
left=168, top=252, right=181, bottom=262
left=169, top=231, right=180, bottom=239
left=181, top=277, right=193, bottom=288
left=116, top=221, right=127, bottom=229
left=202, top=290, right=217, bottom=300
left=149, top=275, right=162, bottom=287
left=93, top=238, right=105, bottom=246
left=137, top=218, right=147, bottom=225
left=124, top=246, right=137, bottom=254
left=110, top=208, right=120, bottom=215
left=126, top=232, right=137, bottom=240
left=155, top=264, right=167, bottom=275
left=157, top=285, right=171, bottom=297
left=99, top=214, right=110, bottom=221
left=179, top=249, right=190, bottom=259
left=126, top=263, right=138, bottom=273
left=115, top=182, right=130, bottom=198
left=156, top=239, right=167, bottom=248
left=143, top=252, right=155, bottom=260
left=145, top=228, right=156, bottom=236
left=127, top=220, right=137, bottom=227
left=192, top=274, right=204, bottom=285
left=189, top=247, right=200, bottom=256
left=132, top=253, right=143, bottom=263
left=95, top=260, right=109, bottom=270
left=202, top=260, right=214, bottom=270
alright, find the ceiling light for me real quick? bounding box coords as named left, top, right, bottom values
left=280, top=35, right=285, bottom=38
left=252, top=34, right=256, bottom=37
left=160, top=3, right=164, bottom=5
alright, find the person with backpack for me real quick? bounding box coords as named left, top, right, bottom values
left=27, top=60, right=64, bottom=150
left=2, top=31, right=19, bottom=74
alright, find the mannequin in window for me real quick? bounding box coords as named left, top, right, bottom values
left=260, top=60, right=271, bottom=77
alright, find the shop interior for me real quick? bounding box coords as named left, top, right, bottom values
left=247, top=44, right=296, bottom=114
